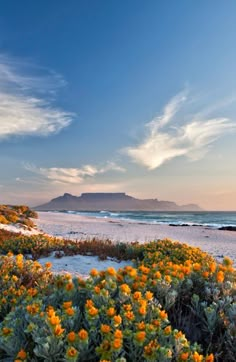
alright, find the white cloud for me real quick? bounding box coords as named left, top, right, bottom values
left=24, top=162, right=125, bottom=184
left=0, top=55, right=73, bottom=139
left=124, top=91, right=236, bottom=169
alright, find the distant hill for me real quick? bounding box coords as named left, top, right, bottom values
left=35, top=192, right=202, bottom=211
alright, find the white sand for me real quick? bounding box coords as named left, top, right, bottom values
left=0, top=222, right=40, bottom=235
left=35, top=211, right=236, bottom=266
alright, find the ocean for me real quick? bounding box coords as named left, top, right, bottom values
left=64, top=210, right=236, bottom=229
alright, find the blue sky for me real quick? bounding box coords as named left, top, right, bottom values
left=0, top=0, right=236, bottom=210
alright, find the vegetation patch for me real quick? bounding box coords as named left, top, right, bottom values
left=0, top=237, right=235, bottom=361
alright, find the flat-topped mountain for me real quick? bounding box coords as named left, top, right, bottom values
left=35, top=192, right=202, bottom=211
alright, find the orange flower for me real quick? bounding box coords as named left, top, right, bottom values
left=54, top=324, right=65, bottom=336
left=101, top=324, right=111, bottom=333
left=107, top=267, right=116, bottom=276
left=63, top=301, right=72, bottom=309
left=202, top=271, right=209, bottom=278
left=192, top=351, right=203, bottom=361
left=94, top=286, right=101, bottom=294
left=205, top=354, right=214, bottom=362
left=66, top=346, right=78, bottom=358
left=135, top=331, right=146, bottom=343
left=66, top=282, right=74, bottom=291
left=113, top=315, right=122, bottom=326
left=137, top=321, right=145, bottom=330
left=145, top=291, right=153, bottom=300
left=114, top=329, right=123, bottom=339
left=45, top=262, right=52, bottom=269
left=85, top=299, right=94, bottom=308
left=125, top=311, right=135, bottom=320
left=65, top=307, right=75, bottom=316
left=49, top=315, right=61, bottom=325
left=112, top=338, right=122, bottom=350
left=2, top=327, right=12, bottom=335
left=180, top=352, right=189, bottom=360
left=107, top=307, right=116, bottom=317
left=164, top=326, right=172, bottom=335
left=88, top=307, right=98, bottom=317
left=209, top=263, right=216, bottom=273
left=90, top=268, right=99, bottom=277
left=133, top=291, right=142, bottom=300
left=67, top=331, right=76, bottom=342
left=78, top=329, right=88, bottom=340
left=120, top=283, right=131, bottom=294
left=138, top=306, right=146, bottom=315
left=216, top=271, right=224, bottom=283
left=154, top=271, right=161, bottom=279
left=159, top=310, right=168, bottom=320
left=16, top=349, right=27, bottom=359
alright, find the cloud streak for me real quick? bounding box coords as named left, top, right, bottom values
left=124, top=91, right=236, bottom=169
left=0, top=55, right=73, bottom=140
left=24, top=162, right=125, bottom=184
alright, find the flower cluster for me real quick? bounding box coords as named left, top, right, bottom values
left=0, top=238, right=235, bottom=361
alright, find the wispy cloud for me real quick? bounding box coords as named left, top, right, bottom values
left=24, top=162, right=125, bottom=184
left=0, top=55, right=73, bottom=140
left=124, top=91, right=236, bottom=169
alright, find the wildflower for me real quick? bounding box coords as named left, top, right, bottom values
left=26, top=303, right=40, bottom=315
left=113, top=315, right=122, bottom=326
left=88, top=306, right=99, bottom=317
left=138, top=306, right=146, bottom=315
left=216, top=271, right=224, bottom=283
left=205, top=354, right=214, bottom=362
left=49, top=315, right=61, bottom=325
left=107, top=307, right=116, bottom=317
left=90, top=268, right=99, bottom=277
left=114, top=329, right=123, bottom=339
left=133, top=291, right=142, bottom=300
left=159, top=310, right=168, bottom=320
left=112, top=338, right=122, bottom=350
left=125, top=311, right=135, bottom=320
left=120, top=283, right=131, bottom=294
left=137, top=321, right=146, bottom=330
left=66, top=282, right=74, bottom=291
left=63, top=301, right=72, bottom=309
left=45, top=262, right=52, bottom=269
left=135, top=331, right=146, bottom=343
left=145, top=291, right=153, bottom=300
left=101, top=324, right=111, bottom=333
left=16, top=349, right=27, bottom=360
left=107, top=267, right=116, bottom=276
left=66, top=346, right=78, bottom=358
left=67, top=331, right=76, bottom=342
left=85, top=299, right=94, bottom=308
left=54, top=324, right=65, bottom=336
left=164, top=326, right=172, bottom=335
left=155, top=271, right=161, bottom=279
left=2, top=327, right=12, bottom=336
left=78, top=329, right=88, bottom=341
left=180, top=352, right=189, bottom=360
left=192, top=351, right=203, bottom=361
left=65, top=307, right=75, bottom=316
left=94, top=286, right=101, bottom=294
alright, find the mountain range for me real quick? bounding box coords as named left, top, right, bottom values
left=35, top=192, right=202, bottom=211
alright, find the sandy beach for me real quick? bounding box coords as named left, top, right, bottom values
left=35, top=211, right=236, bottom=266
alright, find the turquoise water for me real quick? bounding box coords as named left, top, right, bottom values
left=64, top=211, right=236, bottom=228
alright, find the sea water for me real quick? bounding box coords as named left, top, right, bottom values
left=64, top=211, right=236, bottom=229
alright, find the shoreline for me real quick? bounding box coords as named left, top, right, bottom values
left=35, top=211, right=236, bottom=265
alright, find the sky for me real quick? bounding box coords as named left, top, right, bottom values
left=0, top=0, right=236, bottom=210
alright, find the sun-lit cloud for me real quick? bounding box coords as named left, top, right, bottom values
left=124, top=91, right=236, bottom=169
left=0, top=55, right=73, bottom=140
left=24, top=162, right=126, bottom=184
